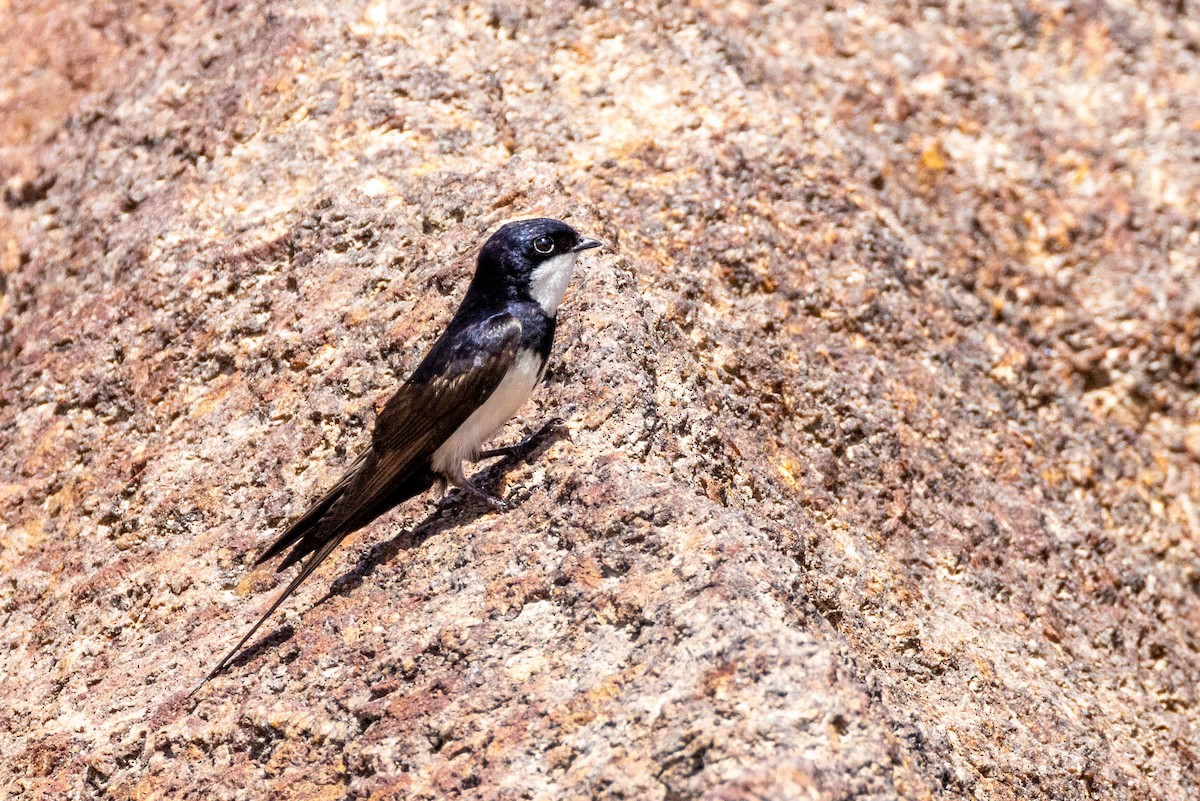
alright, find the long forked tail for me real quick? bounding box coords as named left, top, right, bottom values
left=193, top=532, right=349, bottom=692
left=253, top=452, right=368, bottom=569
left=190, top=460, right=365, bottom=693
left=191, top=465, right=437, bottom=693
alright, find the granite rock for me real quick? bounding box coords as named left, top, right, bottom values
left=2, top=2, right=1199, bottom=799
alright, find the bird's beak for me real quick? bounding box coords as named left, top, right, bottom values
left=571, top=238, right=603, bottom=252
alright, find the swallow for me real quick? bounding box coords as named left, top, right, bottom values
left=201, top=218, right=601, bottom=683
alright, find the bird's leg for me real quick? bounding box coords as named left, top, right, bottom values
left=476, top=443, right=523, bottom=461
left=477, top=417, right=566, bottom=461
left=446, top=469, right=509, bottom=511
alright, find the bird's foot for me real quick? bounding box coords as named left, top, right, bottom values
left=478, top=417, right=566, bottom=462
left=477, top=443, right=523, bottom=461
left=451, top=475, right=509, bottom=511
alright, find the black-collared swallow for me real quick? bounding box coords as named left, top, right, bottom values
left=201, top=218, right=601, bottom=683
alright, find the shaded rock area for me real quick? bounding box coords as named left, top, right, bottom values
left=2, top=1, right=1199, bottom=798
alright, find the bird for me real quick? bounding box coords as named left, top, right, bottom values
left=200, top=218, right=601, bottom=684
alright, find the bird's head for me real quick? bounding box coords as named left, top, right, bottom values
left=476, top=218, right=602, bottom=315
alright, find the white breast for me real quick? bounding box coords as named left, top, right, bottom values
left=528, top=252, right=579, bottom=316
left=430, top=349, right=544, bottom=477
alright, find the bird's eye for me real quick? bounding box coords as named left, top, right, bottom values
left=533, top=235, right=555, bottom=254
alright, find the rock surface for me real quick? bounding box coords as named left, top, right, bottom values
left=3, top=1, right=1199, bottom=799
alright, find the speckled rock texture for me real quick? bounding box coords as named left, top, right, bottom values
left=3, top=2, right=1199, bottom=799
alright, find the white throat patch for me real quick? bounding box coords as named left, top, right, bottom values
left=528, top=252, right=579, bottom=316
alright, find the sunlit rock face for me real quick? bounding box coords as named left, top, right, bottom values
left=2, top=2, right=1199, bottom=799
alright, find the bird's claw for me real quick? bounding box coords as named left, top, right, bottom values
left=452, top=476, right=509, bottom=511
left=478, top=417, right=567, bottom=462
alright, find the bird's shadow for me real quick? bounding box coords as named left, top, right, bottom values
left=317, top=417, right=568, bottom=605
left=219, top=419, right=568, bottom=674
left=223, top=624, right=297, bottom=673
